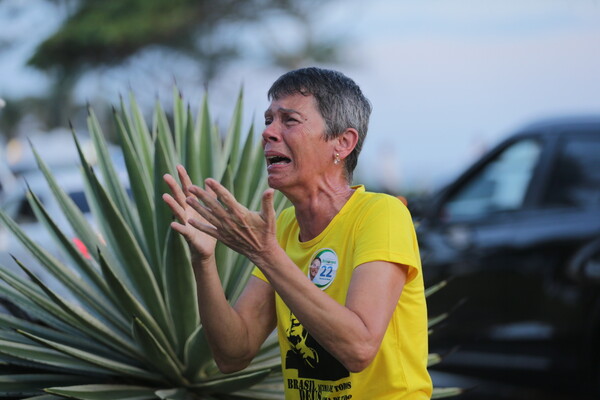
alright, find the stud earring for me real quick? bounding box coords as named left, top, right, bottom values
left=334, top=153, right=340, bottom=165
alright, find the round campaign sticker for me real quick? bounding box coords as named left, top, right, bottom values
left=307, top=249, right=338, bottom=290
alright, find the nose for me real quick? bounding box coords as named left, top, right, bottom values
left=262, top=123, right=281, bottom=145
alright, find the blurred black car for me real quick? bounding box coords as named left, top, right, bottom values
left=416, top=116, right=600, bottom=393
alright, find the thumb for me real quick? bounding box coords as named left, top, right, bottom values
left=261, top=188, right=276, bottom=223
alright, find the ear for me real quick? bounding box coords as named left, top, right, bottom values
left=334, top=128, right=359, bottom=160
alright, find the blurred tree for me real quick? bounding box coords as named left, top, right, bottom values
left=29, top=0, right=307, bottom=80
left=1, top=0, right=347, bottom=138
left=28, top=0, right=339, bottom=122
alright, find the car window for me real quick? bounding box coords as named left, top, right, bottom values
left=68, top=190, right=90, bottom=214
left=443, top=139, right=542, bottom=221
left=14, top=196, right=38, bottom=223
left=8, top=190, right=91, bottom=224
left=541, top=134, right=600, bottom=208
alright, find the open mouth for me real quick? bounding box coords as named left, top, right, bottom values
left=267, top=155, right=292, bottom=166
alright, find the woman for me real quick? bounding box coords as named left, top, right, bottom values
left=163, top=67, right=432, bottom=399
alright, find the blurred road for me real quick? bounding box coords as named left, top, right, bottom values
left=431, top=371, right=596, bottom=400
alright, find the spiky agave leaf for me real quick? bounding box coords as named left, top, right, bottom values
left=0, top=89, right=286, bottom=398
left=426, top=279, right=462, bottom=396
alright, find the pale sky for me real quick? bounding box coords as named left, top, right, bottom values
left=347, top=0, right=600, bottom=191
left=208, top=0, right=600, bottom=192
left=2, top=0, right=600, bottom=193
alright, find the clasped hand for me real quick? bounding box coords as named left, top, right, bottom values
left=163, top=165, right=278, bottom=266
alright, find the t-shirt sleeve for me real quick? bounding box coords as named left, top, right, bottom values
left=353, top=195, right=421, bottom=283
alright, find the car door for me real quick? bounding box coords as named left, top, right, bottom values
left=423, top=135, right=553, bottom=369
left=511, top=129, right=600, bottom=372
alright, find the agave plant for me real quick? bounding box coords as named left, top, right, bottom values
left=0, top=89, right=289, bottom=399
left=426, top=280, right=463, bottom=399
left=0, top=88, right=461, bottom=399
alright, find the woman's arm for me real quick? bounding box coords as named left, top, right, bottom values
left=258, top=248, right=407, bottom=372
left=194, top=258, right=276, bottom=373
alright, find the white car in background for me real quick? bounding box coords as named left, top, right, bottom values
left=0, top=140, right=17, bottom=204
left=0, top=157, right=16, bottom=204
left=0, top=167, right=95, bottom=305
left=0, top=131, right=128, bottom=311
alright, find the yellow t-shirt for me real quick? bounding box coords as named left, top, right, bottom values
left=253, top=185, right=432, bottom=399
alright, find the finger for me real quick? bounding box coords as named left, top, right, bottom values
left=188, top=217, right=220, bottom=239
left=261, top=189, right=276, bottom=224
left=186, top=195, right=221, bottom=227
left=170, top=221, right=190, bottom=237
left=203, top=179, right=253, bottom=228
left=176, top=164, right=194, bottom=196
left=204, top=178, right=244, bottom=212
left=204, top=180, right=218, bottom=200
left=162, top=193, right=187, bottom=223
left=163, top=173, right=187, bottom=206
left=189, top=184, right=227, bottom=216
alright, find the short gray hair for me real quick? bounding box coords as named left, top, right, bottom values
left=268, top=67, right=372, bottom=182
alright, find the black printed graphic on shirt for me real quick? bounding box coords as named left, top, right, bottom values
left=285, top=313, right=350, bottom=381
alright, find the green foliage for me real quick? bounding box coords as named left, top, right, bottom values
left=0, top=89, right=288, bottom=399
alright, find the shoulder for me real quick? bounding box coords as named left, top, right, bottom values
left=351, top=188, right=412, bottom=221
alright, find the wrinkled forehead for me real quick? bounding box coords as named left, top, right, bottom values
left=264, top=93, right=318, bottom=116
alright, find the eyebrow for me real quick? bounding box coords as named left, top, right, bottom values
left=264, top=107, right=304, bottom=118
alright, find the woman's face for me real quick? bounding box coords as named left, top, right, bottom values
left=309, top=258, right=321, bottom=280
left=262, top=93, right=334, bottom=193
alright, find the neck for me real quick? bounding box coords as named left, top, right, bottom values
left=289, top=181, right=355, bottom=242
